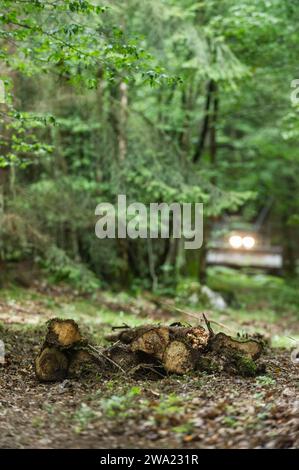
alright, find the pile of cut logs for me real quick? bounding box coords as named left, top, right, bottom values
left=35, top=317, right=266, bottom=382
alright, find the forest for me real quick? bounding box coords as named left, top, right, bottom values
left=0, top=0, right=298, bottom=451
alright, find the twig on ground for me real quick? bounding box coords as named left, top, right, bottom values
left=87, top=344, right=126, bottom=374
left=161, top=301, right=237, bottom=335
left=202, top=313, right=214, bottom=337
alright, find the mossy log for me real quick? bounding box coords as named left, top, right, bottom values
left=210, top=332, right=263, bottom=360
left=68, top=350, right=96, bottom=378
left=35, top=347, right=69, bottom=382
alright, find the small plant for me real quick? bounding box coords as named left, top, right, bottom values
left=173, top=421, right=194, bottom=435
left=31, top=416, right=44, bottom=428
left=73, top=403, right=97, bottom=433
left=223, top=415, right=238, bottom=428
left=101, top=386, right=142, bottom=419
left=256, top=411, right=269, bottom=420
left=154, top=394, right=183, bottom=416
left=222, top=404, right=239, bottom=428
left=255, top=375, right=276, bottom=387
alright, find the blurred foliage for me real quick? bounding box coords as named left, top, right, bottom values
left=207, top=267, right=299, bottom=314
left=0, top=0, right=299, bottom=291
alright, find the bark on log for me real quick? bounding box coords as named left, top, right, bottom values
left=68, top=350, right=95, bottom=378
left=106, top=343, right=163, bottom=377
left=210, top=332, right=263, bottom=360
left=35, top=347, right=68, bottom=382
left=106, top=343, right=142, bottom=372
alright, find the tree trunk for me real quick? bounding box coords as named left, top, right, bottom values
left=209, top=83, right=218, bottom=167
left=282, top=218, right=296, bottom=277
left=193, top=80, right=216, bottom=163
left=118, top=81, right=128, bottom=162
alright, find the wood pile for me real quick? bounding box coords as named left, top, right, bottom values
left=35, top=317, right=265, bottom=382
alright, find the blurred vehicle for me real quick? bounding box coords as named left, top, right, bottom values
left=206, top=218, right=283, bottom=272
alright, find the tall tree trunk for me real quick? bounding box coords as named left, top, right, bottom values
left=109, top=80, right=131, bottom=285
left=0, top=171, right=5, bottom=260
left=282, top=215, right=296, bottom=277
left=193, top=80, right=216, bottom=163
left=0, top=84, right=10, bottom=261
left=118, top=81, right=128, bottom=162
left=147, top=238, right=158, bottom=291
left=194, top=82, right=219, bottom=283
left=209, top=83, right=218, bottom=167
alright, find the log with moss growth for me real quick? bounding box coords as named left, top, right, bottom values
left=105, top=322, right=265, bottom=376
left=209, top=332, right=263, bottom=360
left=35, top=346, right=69, bottom=382
left=194, top=329, right=266, bottom=376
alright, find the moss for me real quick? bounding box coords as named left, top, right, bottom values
left=196, top=355, right=221, bottom=374
left=233, top=353, right=258, bottom=377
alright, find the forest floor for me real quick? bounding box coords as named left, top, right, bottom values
left=0, top=282, right=298, bottom=449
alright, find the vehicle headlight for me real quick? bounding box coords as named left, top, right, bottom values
left=229, top=235, right=243, bottom=249
left=242, top=236, right=255, bottom=249
left=229, top=234, right=256, bottom=249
